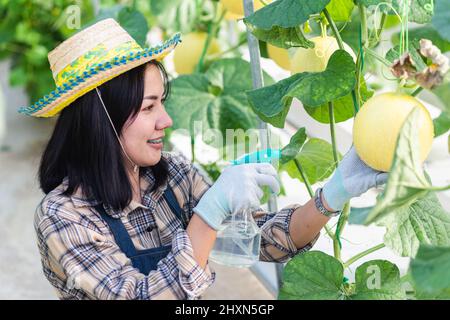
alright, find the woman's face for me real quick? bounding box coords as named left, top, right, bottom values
left=121, top=63, right=173, bottom=169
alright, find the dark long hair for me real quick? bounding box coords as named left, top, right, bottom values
left=39, top=60, right=171, bottom=211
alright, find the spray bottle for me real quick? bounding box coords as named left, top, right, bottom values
left=209, top=148, right=281, bottom=268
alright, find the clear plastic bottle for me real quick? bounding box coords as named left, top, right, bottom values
left=209, top=208, right=261, bottom=268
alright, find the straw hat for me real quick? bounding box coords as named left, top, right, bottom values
left=18, top=18, right=181, bottom=118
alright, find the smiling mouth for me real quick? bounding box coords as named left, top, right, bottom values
left=147, top=138, right=163, bottom=144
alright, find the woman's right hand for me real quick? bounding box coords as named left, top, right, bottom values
left=193, top=163, right=280, bottom=230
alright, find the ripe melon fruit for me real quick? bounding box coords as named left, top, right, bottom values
left=290, top=36, right=356, bottom=73
left=353, top=93, right=434, bottom=172
left=173, top=32, right=221, bottom=75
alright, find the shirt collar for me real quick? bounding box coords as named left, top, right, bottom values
left=63, top=167, right=168, bottom=218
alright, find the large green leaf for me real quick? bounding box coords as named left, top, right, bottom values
left=117, top=7, right=149, bottom=47
left=281, top=138, right=339, bottom=185
left=280, top=127, right=307, bottom=164
left=278, top=251, right=346, bottom=300
left=364, top=107, right=434, bottom=225
left=303, top=78, right=373, bottom=124
left=432, top=0, right=450, bottom=42
left=279, top=252, right=405, bottom=300
left=246, top=73, right=307, bottom=128
left=378, top=192, right=450, bottom=257
left=326, top=0, right=355, bottom=22
left=352, top=260, right=406, bottom=300
left=410, top=245, right=450, bottom=297
left=165, top=58, right=274, bottom=140
left=92, top=6, right=149, bottom=47
left=246, top=24, right=314, bottom=49
left=399, top=0, right=434, bottom=24
left=286, top=50, right=356, bottom=107
left=246, top=50, right=356, bottom=128
left=244, top=0, right=331, bottom=30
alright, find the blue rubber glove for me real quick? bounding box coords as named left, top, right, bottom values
left=322, top=146, right=388, bottom=211
left=193, top=163, right=280, bottom=230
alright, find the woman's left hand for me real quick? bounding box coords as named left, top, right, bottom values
left=322, top=146, right=388, bottom=211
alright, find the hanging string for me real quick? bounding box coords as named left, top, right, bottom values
left=95, top=88, right=139, bottom=173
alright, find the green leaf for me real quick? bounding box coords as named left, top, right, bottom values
left=432, top=0, right=450, bottom=42
left=286, top=50, right=356, bottom=107
left=355, top=0, right=394, bottom=13
left=165, top=58, right=274, bottom=140
left=117, top=7, right=149, bottom=47
left=364, top=107, right=433, bottom=225
left=247, top=50, right=355, bottom=128
left=279, top=252, right=406, bottom=300
left=410, top=245, right=450, bottom=296
left=244, top=0, right=331, bottom=30
left=245, top=24, right=314, bottom=49
left=385, top=39, right=428, bottom=72
left=359, top=0, right=433, bottom=23
left=9, top=65, right=27, bottom=86
left=303, top=78, right=373, bottom=124
left=326, top=0, right=355, bottom=22
left=352, top=260, right=406, bottom=300
left=434, top=111, right=450, bottom=137
left=378, top=192, right=450, bottom=257
left=89, top=6, right=149, bottom=47
left=398, top=0, right=434, bottom=24
left=281, top=138, right=339, bottom=185
left=279, top=251, right=346, bottom=300
left=246, top=73, right=307, bottom=128
left=280, top=127, right=307, bottom=164
left=431, top=83, right=450, bottom=113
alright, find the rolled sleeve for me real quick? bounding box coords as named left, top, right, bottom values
left=171, top=229, right=216, bottom=300
left=254, top=204, right=320, bottom=263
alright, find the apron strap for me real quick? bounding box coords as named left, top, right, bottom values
left=94, top=204, right=138, bottom=257
left=162, top=186, right=187, bottom=229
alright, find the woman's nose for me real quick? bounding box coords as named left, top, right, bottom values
left=156, top=107, right=173, bottom=130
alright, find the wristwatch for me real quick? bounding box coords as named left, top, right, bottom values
left=314, top=188, right=341, bottom=217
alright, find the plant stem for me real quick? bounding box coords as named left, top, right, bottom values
left=323, top=8, right=344, bottom=50
left=196, top=2, right=225, bottom=73
left=328, top=102, right=339, bottom=169
left=328, top=100, right=342, bottom=258
left=344, top=243, right=386, bottom=268
left=365, top=47, right=392, bottom=67
left=372, top=12, right=387, bottom=47
left=428, top=184, right=450, bottom=192
left=335, top=203, right=350, bottom=243
left=411, top=87, right=424, bottom=97
left=323, top=8, right=359, bottom=115
left=354, top=52, right=362, bottom=114
left=294, top=159, right=313, bottom=197
left=358, top=4, right=369, bottom=48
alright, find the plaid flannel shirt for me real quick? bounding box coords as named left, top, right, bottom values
left=35, top=152, right=318, bottom=300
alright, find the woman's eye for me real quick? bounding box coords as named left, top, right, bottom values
left=143, top=105, right=154, bottom=111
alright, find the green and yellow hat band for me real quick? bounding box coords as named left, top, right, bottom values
left=18, top=19, right=181, bottom=118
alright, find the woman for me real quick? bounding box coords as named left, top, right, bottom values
left=22, top=19, right=387, bottom=300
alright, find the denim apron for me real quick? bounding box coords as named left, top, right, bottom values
left=94, top=187, right=186, bottom=274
